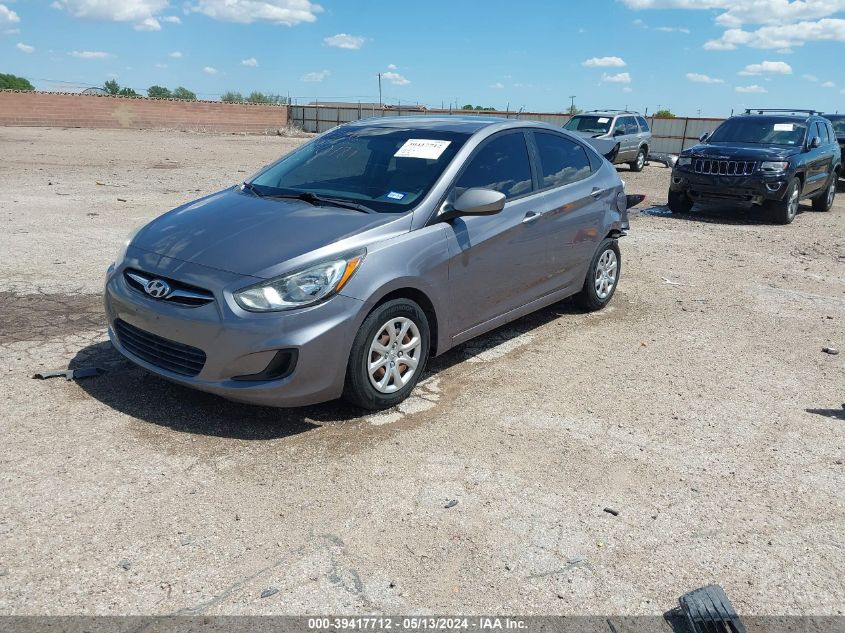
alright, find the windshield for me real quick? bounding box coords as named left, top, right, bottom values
left=564, top=115, right=613, bottom=135
left=828, top=117, right=845, bottom=135
left=708, top=117, right=807, bottom=146
left=249, top=126, right=469, bottom=213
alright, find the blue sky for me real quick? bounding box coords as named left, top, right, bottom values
left=3, top=0, right=845, bottom=116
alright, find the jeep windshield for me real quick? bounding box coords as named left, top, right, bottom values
left=564, top=115, right=613, bottom=135
left=248, top=126, right=469, bottom=213
left=707, top=117, right=807, bottom=147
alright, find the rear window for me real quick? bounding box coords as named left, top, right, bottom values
left=534, top=132, right=592, bottom=188
left=636, top=116, right=649, bottom=132
left=564, top=115, right=613, bottom=135
left=708, top=117, right=807, bottom=146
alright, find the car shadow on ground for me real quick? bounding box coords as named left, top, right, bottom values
left=638, top=202, right=818, bottom=225
left=71, top=300, right=585, bottom=440
left=805, top=407, right=845, bottom=421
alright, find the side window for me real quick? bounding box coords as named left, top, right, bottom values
left=534, top=132, right=592, bottom=189
left=454, top=132, right=533, bottom=200
left=624, top=117, right=639, bottom=135
left=816, top=122, right=830, bottom=144
left=612, top=117, right=626, bottom=136
left=636, top=116, right=650, bottom=132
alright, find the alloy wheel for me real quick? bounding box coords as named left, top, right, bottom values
left=636, top=151, right=645, bottom=170
left=594, top=249, right=618, bottom=300
left=787, top=185, right=799, bottom=220
left=367, top=317, right=422, bottom=394
left=827, top=180, right=836, bottom=206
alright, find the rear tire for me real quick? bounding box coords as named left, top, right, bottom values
left=767, top=177, right=800, bottom=224
left=812, top=176, right=836, bottom=212
left=343, top=299, right=430, bottom=411
left=574, top=238, right=621, bottom=312
left=667, top=189, right=693, bottom=214
left=629, top=148, right=646, bottom=172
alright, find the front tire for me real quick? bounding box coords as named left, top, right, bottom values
left=668, top=189, right=693, bottom=214
left=812, top=176, right=836, bottom=212
left=343, top=299, right=430, bottom=410
left=574, top=238, right=621, bottom=312
left=767, top=177, right=800, bottom=224
left=629, top=147, right=646, bottom=172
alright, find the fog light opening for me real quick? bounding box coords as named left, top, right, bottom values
left=766, top=182, right=784, bottom=192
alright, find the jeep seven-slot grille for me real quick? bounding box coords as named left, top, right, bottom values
left=693, top=159, right=756, bottom=176
left=115, top=319, right=206, bottom=377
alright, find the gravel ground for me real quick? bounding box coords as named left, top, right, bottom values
left=1, top=127, right=843, bottom=617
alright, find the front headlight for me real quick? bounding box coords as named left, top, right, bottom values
left=114, top=225, right=143, bottom=265
left=234, top=250, right=365, bottom=312
left=760, top=161, right=789, bottom=172
left=677, top=156, right=692, bottom=167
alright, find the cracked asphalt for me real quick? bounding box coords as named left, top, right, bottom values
left=1, top=127, right=843, bottom=616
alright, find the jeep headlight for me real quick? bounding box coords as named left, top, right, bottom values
left=234, top=250, right=365, bottom=312
left=677, top=156, right=692, bottom=167
left=760, top=161, right=789, bottom=172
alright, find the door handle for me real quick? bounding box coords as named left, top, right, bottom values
left=522, top=211, right=542, bottom=224
left=591, top=187, right=604, bottom=198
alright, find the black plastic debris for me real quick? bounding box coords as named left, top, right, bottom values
left=678, top=584, right=746, bottom=633
left=33, top=367, right=104, bottom=381
left=444, top=499, right=458, bottom=509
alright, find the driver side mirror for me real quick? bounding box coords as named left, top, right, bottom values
left=809, top=136, right=822, bottom=149
left=613, top=129, right=625, bottom=137
left=699, top=132, right=711, bottom=143
left=440, top=188, right=506, bottom=221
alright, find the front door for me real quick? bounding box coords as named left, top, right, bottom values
left=444, top=131, right=552, bottom=339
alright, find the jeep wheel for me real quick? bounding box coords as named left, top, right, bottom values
left=812, top=177, right=836, bottom=212
left=629, top=148, right=646, bottom=172
left=767, top=177, right=800, bottom=224
left=667, top=190, right=693, bottom=214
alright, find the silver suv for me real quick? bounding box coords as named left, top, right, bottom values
left=564, top=110, right=652, bottom=172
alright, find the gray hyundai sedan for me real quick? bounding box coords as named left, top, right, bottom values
left=105, top=116, right=631, bottom=410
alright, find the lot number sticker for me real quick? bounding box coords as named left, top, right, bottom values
left=598, top=117, right=610, bottom=123
left=774, top=123, right=795, bottom=131
left=394, top=139, right=451, bottom=160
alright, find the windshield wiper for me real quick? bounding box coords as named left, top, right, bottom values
left=240, top=181, right=263, bottom=197
left=269, top=191, right=376, bottom=214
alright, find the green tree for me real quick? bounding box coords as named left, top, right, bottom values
left=247, top=91, right=272, bottom=104
left=221, top=90, right=244, bottom=103
left=461, top=104, right=474, bottom=110
left=171, top=86, right=196, bottom=100
left=147, top=85, right=171, bottom=99
left=0, top=73, right=35, bottom=90
left=103, top=79, right=120, bottom=94
left=118, top=87, right=138, bottom=97
left=654, top=109, right=675, bottom=118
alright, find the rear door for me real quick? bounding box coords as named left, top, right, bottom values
left=805, top=121, right=835, bottom=195
left=529, top=131, right=606, bottom=292
left=443, top=131, right=553, bottom=338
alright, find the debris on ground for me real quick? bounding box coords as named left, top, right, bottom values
left=33, top=367, right=105, bottom=381
left=822, top=347, right=839, bottom=355
left=444, top=499, right=458, bottom=509
left=603, top=507, right=620, bottom=516
left=260, top=587, right=279, bottom=599
left=118, top=559, right=131, bottom=571
left=676, top=584, right=747, bottom=633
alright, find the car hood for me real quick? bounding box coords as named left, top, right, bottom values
left=132, top=187, right=411, bottom=278
left=685, top=143, right=799, bottom=160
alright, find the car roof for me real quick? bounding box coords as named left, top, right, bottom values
left=736, top=112, right=818, bottom=122
left=345, top=115, right=560, bottom=135
left=576, top=111, right=641, bottom=117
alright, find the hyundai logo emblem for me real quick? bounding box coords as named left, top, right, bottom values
left=144, top=279, right=171, bottom=299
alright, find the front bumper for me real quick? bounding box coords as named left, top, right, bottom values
left=104, top=248, right=365, bottom=407
left=670, top=168, right=789, bottom=205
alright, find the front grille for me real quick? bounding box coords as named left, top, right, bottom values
left=693, top=159, right=756, bottom=176
left=124, top=269, right=214, bottom=307
left=114, top=319, right=206, bottom=377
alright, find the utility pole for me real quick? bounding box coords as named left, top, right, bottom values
left=569, top=95, right=576, bottom=114
left=378, top=73, right=382, bottom=109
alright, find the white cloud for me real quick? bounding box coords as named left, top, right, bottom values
left=301, top=69, right=330, bottom=82
left=0, top=4, right=20, bottom=28
left=241, top=57, right=258, bottom=67
left=654, top=25, right=691, bottom=33
left=623, top=86, right=633, bottom=93
left=803, top=73, right=819, bottom=81
left=686, top=72, right=724, bottom=83
left=822, top=80, right=836, bottom=87
left=382, top=71, right=410, bottom=86
left=735, top=84, right=768, bottom=93
left=490, top=82, right=505, bottom=89
left=16, top=42, right=34, bottom=54
left=161, top=15, right=180, bottom=23
left=169, top=51, right=183, bottom=58
left=583, top=56, right=626, bottom=67
left=69, top=50, right=111, bottom=59
left=387, top=63, right=397, bottom=70
left=154, top=62, right=168, bottom=68
left=187, top=0, right=322, bottom=25
left=738, top=60, right=793, bottom=75
left=601, top=72, right=632, bottom=83
left=621, top=0, right=845, bottom=27
left=203, top=66, right=217, bottom=74
left=705, top=18, right=845, bottom=50
left=324, top=33, right=365, bottom=49
left=53, top=0, right=168, bottom=31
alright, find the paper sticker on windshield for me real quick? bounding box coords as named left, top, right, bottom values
left=387, top=191, right=406, bottom=200
left=774, top=123, right=795, bottom=131
left=394, top=139, right=451, bottom=160
left=598, top=117, right=610, bottom=123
